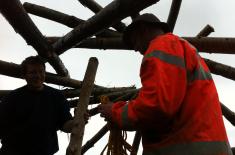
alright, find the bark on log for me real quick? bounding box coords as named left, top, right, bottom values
left=52, top=0, right=159, bottom=55
left=80, top=36, right=235, bottom=54
left=48, top=37, right=128, bottom=50
left=221, top=103, right=235, bottom=126
left=81, top=124, right=109, bottom=154
left=78, top=0, right=126, bottom=32
left=48, top=36, right=235, bottom=54
left=196, top=25, right=214, bottom=37
left=62, top=86, right=135, bottom=98
left=204, top=58, right=235, bottom=81
left=184, top=37, right=235, bottom=54
left=167, top=0, right=182, bottom=32
left=23, top=2, right=83, bottom=28
left=90, top=89, right=139, bottom=105
left=0, top=0, right=69, bottom=76
left=66, top=57, right=98, bottom=155
left=89, top=89, right=139, bottom=116
left=0, top=60, right=22, bottom=78
left=23, top=2, right=121, bottom=38
left=130, top=131, right=141, bottom=155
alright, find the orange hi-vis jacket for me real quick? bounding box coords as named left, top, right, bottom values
left=111, top=33, right=232, bottom=155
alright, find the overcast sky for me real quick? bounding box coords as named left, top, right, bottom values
left=1, top=0, right=235, bottom=154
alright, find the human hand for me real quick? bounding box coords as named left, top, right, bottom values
left=73, top=108, right=90, bottom=124
left=97, top=102, right=114, bottom=122
left=99, top=95, right=111, bottom=104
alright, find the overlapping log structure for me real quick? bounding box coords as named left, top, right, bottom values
left=0, top=0, right=69, bottom=76
left=1, top=0, right=235, bottom=154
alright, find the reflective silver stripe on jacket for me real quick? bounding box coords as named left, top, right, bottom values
left=143, top=50, right=212, bottom=81
left=143, top=141, right=233, bottom=155
left=143, top=50, right=185, bottom=68
left=187, top=54, right=212, bottom=82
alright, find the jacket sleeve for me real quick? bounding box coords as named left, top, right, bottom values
left=111, top=44, right=187, bottom=130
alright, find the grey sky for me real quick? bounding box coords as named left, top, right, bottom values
left=1, top=0, right=235, bottom=154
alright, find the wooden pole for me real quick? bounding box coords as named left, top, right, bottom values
left=130, top=131, right=141, bottom=155
left=47, top=37, right=129, bottom=50
left=48, top=36, right=235, bottom=54
left=184, top=37, right=235, bottom=54
left=81, top=124, right=109, bottom=154
left=78, top=0, right=126, bottom=32
left=196, top=25, right=214, bottom=37
left=0, top=0, right=69, bottom=76
left=221, top=103, right=235, bottom=126
left=52, top=0, right=159, bottom=55
left=23, top=2, right=121, bottom=38
left=66, top=57, right=98, bottom=155
left=23, top=2, right=83, bottom=28
left=89, top=89, right=139, bottom=105
left=89, top=89, right=139, bottom=117
left=62, top=86, right=135, bottom=98
left=204, top=58, right=235, bottom=81
left=167, top=0, right=182, bottom=32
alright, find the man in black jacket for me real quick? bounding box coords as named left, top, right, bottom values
left=0, top=56, right=74, bottom=155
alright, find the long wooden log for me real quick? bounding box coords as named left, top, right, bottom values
left=167, top=0, right=182, bottom=32
left=0, top=60, right=21, bottom=78
left=23, top=2, right=83, bottom=28
left=48, top=37, right=128, bottom=50
left=221, top=103, right=235, bottom=126
left=196, top=25, right=214, bottom=37
left=0, top=86, right=133, bottom=101
left=0, top=59, right=110, bottom=89
left=89, top=89, right=139, bottom=116
left=184, top=37, right=235, bottom=54
left=80, top=37, right=235, bottom=54
left=62, top=86, right=135, bottom=98
left=81, top=124, right=109, bottom=154
left=90, top=89, right=139, bottom=105
left=67, top=57, right=98, bottom=155
left=0, top=0, right=69, bottom=76
left=23, top=2, right=121, bottom=38
left=52, top=0, right=159, bottom=55
left=48, top=36, right=235, bottom=54
left=130, top=131, right=141, bottom=155
left=0, top=60, right=82, bottom=88
left=204, top=58, right=235, bottom=81
left=78, top=0, right=126, bottom=32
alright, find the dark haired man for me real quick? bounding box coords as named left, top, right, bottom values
left=0, top=56, right=74, bottom=155
left=98, top=14, right=232, bottom=155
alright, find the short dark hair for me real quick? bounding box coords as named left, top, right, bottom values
left=21, top=56, right=45, bottom=75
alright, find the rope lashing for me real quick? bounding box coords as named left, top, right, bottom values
left=99, top=95, right=132, bottom=155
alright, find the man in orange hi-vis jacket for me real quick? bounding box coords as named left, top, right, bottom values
left=98, top=13, right=232, bottom=155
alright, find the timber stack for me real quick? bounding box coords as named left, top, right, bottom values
left=0, top=0, right=235, bottom=154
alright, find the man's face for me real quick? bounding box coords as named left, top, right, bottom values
left=24, top=64, right=45, bottom=91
